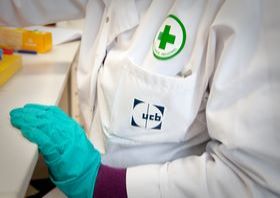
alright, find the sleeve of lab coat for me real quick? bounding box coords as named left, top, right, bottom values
left=126, top=0, right=280, bottom=197
left=0, top=0, right=88, bottom=27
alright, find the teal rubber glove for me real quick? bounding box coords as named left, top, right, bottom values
left=10, top=104, right=101, bottom=198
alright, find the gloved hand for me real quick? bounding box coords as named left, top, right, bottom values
left=10, top=104, right=101, bottom=198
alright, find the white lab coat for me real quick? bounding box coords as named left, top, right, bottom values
left=1, top=0, right=280, bottom=197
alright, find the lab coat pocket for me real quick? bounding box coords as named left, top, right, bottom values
left=99, top=60, right=195, bottom=144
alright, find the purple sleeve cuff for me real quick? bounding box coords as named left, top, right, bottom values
left=93, top=164, right=127, bottom=198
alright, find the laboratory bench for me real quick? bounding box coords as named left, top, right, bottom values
left=0, top=41, right=79, bottom=198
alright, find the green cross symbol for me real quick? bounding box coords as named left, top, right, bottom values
left=157, top=25, right=176, bottom=50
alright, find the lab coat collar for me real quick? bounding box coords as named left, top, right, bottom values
left=106, top=0, right=139, bottom=44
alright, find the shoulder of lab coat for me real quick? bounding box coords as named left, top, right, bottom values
left=127, top=0, right=280, bottom=197
left=0, top=0, right=89, bottom=26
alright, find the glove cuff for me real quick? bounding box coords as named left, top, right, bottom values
left=50, top=154, right=101, bottom=198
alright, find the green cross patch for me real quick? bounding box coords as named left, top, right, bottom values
left=153, top=15, right=186, bottom=60
left=158, top=25, right=176, bottom=50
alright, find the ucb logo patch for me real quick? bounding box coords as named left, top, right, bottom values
left=131, top=98, right=165, bottom=130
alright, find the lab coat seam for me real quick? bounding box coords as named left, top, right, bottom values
left=159, top=163, right=169, bottom=198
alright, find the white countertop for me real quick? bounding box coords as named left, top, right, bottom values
left=0, top=41, right=79, bottom=198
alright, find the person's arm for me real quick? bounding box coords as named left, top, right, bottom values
left=126, top=0, right=280, bottom=197
left=0, top=0, right=88, bottom=27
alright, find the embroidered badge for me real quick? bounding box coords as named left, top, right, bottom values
left=153, top=14, right=186, bottom=60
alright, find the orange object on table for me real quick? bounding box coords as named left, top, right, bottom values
left=0, top=27, right=52, bottom=53
left=0, top=54, right=22, bottom=86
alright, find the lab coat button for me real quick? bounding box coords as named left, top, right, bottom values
left=106, top=16, right=110, bottom=23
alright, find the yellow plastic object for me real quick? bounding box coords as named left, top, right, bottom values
left=0, top=54, right=22, bottom=86
left=0, top=27, right=52, bottom=53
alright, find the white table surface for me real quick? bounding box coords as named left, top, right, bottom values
left=0, top=41, right=79, bottom=198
